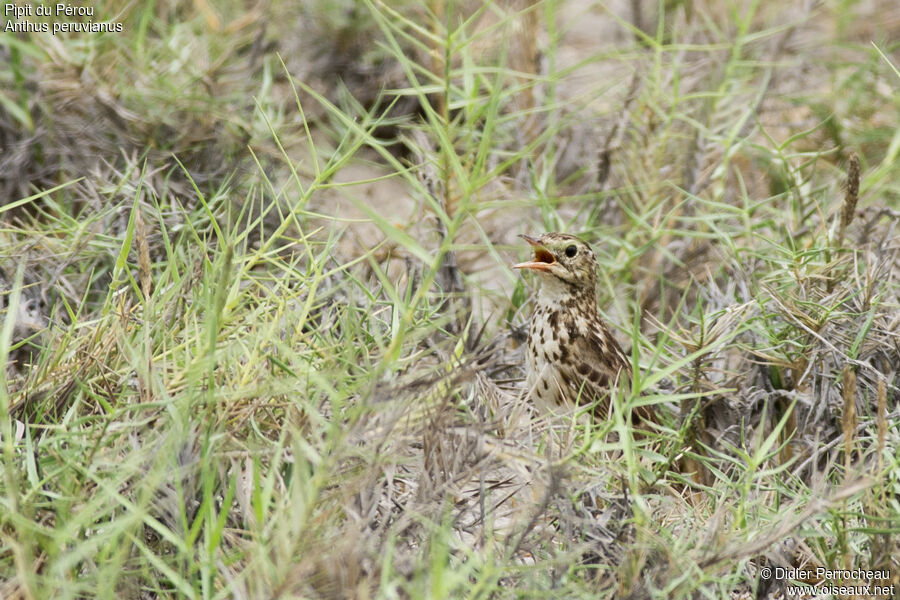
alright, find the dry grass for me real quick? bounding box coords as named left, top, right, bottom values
left=1, top=1, right=899, bottom=598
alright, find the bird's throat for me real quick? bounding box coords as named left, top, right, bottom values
left=535, top=274, right=595, bottom=312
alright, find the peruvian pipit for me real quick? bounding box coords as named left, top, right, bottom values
left=513, top=233, right=650, bottom=422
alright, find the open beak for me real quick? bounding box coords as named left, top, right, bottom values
left=512, top=234, right=555, bottom=272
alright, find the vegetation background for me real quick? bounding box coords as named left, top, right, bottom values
left=1, top=0, right=899, bottom=598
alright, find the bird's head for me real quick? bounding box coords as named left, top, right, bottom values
left=512, top=233, right=597, bottom=292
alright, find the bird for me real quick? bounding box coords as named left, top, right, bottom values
left=512, top=232, right=646, bottom=421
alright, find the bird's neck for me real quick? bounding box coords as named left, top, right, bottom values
left=536, top=275, right=596, bottom=314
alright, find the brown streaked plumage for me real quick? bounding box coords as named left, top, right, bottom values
left=513, top=233, right=644, bottom=420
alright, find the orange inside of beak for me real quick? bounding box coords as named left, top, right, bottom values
left=513, top=241, right=555, bottom=271
left=532, top=247, right=554, bottom=265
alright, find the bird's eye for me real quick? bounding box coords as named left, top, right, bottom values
left=564, top=245, right=577, bottom=258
